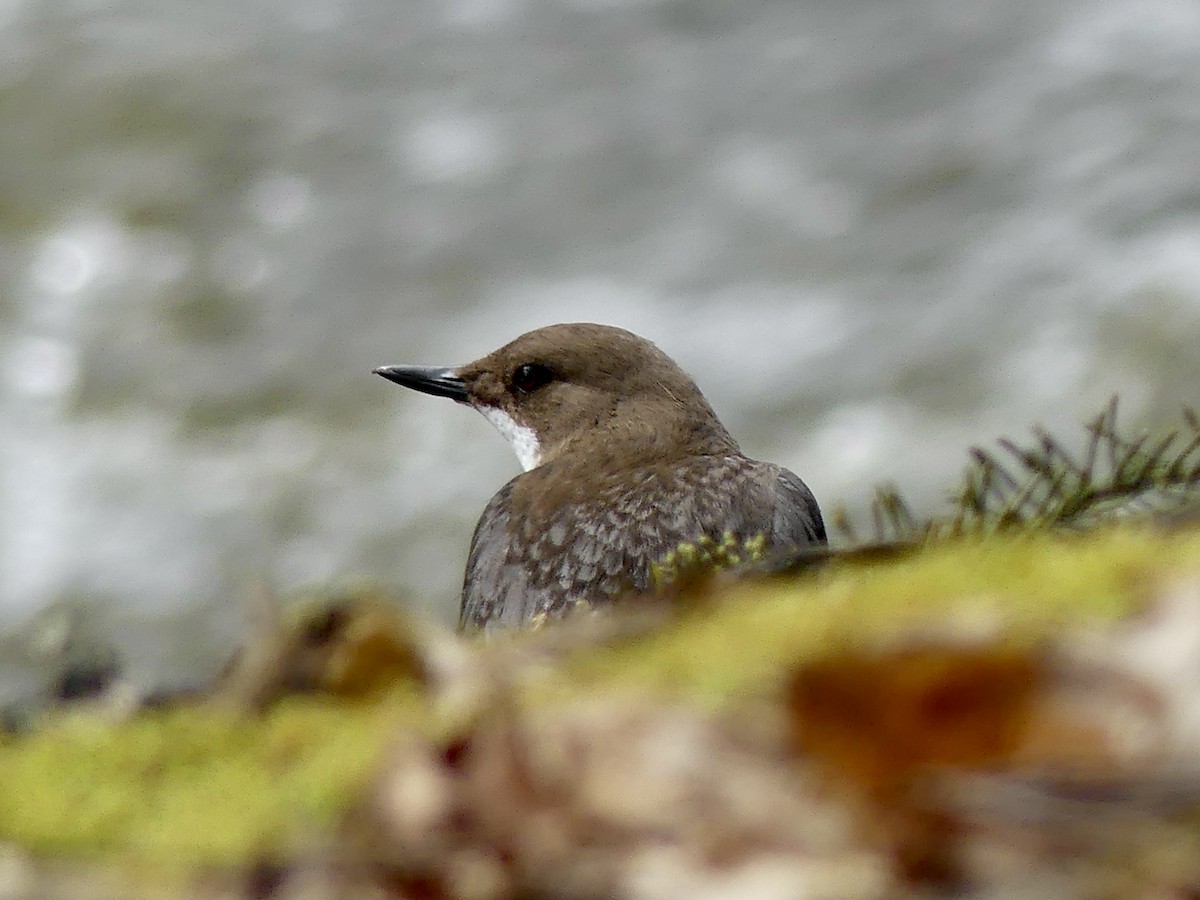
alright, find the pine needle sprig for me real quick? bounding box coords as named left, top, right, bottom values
left=843, top=397, right=1200, bottom=544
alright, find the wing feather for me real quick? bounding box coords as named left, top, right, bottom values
left=459, top=457, right=825, bottom=631
left=767, top=466, right=827, bottom=545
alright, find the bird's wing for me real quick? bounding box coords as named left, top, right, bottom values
left=766, top=466, right=827, bottom=546
left=458, top=479, right=529, bottom=631
left=460, top=460, right=825, bottom=631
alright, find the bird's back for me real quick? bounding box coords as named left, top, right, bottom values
left=459, top=453, right=824, bottom=630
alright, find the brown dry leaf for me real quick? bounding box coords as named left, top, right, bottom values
left=789, top=645, right=1043, bottom=792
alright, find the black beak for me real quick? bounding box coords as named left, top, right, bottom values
left=373, top=365, right=469, bottom=402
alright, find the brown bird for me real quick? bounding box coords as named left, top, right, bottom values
left=375, top=323, right=825, bottom=631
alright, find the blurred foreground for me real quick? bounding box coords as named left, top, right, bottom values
left=3, top=527, right=1200, bottom=898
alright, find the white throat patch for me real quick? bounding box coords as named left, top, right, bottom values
left=478, top=407, right=542, bottom=471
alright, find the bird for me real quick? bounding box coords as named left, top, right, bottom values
left=374, top=323, right=825, bottom=631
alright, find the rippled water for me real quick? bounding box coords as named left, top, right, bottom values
left=2, top=0, right=1199, bottom=699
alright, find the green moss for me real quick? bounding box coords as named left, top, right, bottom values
left=650, top=531, right=768, bottom=588
left=565, top=527, right=1200, bottom=703
left=0, top=689, right=426, bottom=868
left=2, top=526, right=1199, bottom=875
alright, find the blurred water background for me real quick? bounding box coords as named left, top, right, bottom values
left=1, top=0, right=1198, bottom=700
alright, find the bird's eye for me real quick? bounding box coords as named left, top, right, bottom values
left=511, top=362, right=554, bottom=394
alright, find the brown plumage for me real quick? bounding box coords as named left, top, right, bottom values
left=375, top=323, right=824, bottom=631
